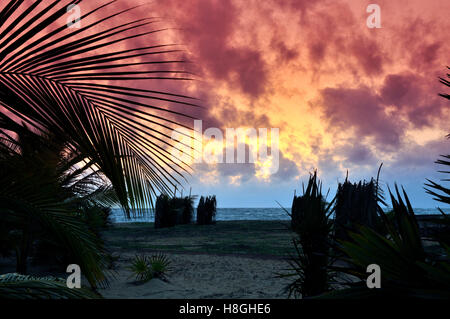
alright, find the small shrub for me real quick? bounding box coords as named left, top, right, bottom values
left=128, top=255, right=152, bottom=283
left=148, top=253, right=172, bottom=281
left=128, top=253, right=171, bottom=283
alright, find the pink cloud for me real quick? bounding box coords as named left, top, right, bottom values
left=155, top=0, right=269, bottom=98
left=320, top=86, right=403, bottom=149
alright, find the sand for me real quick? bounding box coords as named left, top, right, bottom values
left=99, top=252, right=291, bottom=299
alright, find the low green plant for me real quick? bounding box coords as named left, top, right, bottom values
left=148, top=253, right=172, bottom=281
left=128, top=255, right=153, bottom=283
left=128, top=253, right=171, bottom=283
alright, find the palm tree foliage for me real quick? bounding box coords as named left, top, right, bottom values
left=127, top=253, right=171, bottom=283
left=324, top=186, right=450, bottom=299
left=318, top=72, right=450, bottom=299
left=0, top=273, right=99, bottom=299
left=438, top=66, right=450, bottom=100
left=424, top=136, right=450, bottom=206
left=280, top=172, right=336, bottom=298
left=196, top=195, right=216, bottom=225
left=0, top=122, right=113, bottom=287
left=154, top=194, right=195, bottom=228
left=423, top=69, right=450, bottom=243
left=334, top=177, right=384, bottom=241
left=0, top=0, right=199, bottom=217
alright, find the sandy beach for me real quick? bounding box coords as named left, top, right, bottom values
left=0, top=221, right=296, bottom=298
left=97, top=221, right=294, bottom=298
left=100, top=252, right=291, bottom=299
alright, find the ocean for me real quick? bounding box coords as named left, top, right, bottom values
left=109, top=207, right=450, bottom=223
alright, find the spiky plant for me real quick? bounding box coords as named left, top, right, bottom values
left=148, top=253, right=171, bottom=281
left=279, top=171, right=336, bottom=298
left=424, top=70, right=450, bottom=244
left=424, top=144, right=450, bottom=207
left=128, top=253, right=171, bottom=283
left=128, top=255, right=152, bottom=283
left=324, top=186, right=450, bottom=299
left=319, top=71, right=450, bottom=299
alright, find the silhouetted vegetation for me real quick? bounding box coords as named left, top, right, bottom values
left=0, top=273, right=100, bottom=299
left=312, top=74, right=450, bottom=299
left=0, top=127, right=113, bottom=287
left=196, top=196, right=217, bottom=225
left=334, top=178, right=383, bottom=241
left=324, top=186, right=450, bottom=299
left=280, top=172, right=336, bottom=298
left=155, top=195, right=176, bottom=229
left=154, top=195, right=195, bottom=228
left=0, top=0, right=195, bottom=297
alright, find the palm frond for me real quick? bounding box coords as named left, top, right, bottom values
left=0, top=0, right=199, bottom=216
left=0, top=126, right=111, bottom=288
left=438, top=66, right=450, bottom=100
left=0, top=273, right=100, bottom=299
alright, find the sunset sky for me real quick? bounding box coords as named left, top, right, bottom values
left=5, top=0, right=450, bottom=208
left=146, top=0, right=450, bottom=208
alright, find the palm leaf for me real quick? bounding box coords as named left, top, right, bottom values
left=0, top=126, right=112, bottom=288
left=0, top=273, right=100, bottom=299
left=0, top=0, right=199, bottom=217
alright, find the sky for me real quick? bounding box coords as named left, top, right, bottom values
left=140, top=0, right=450, bottom=208
left=4, top=0, right=450, bottom=208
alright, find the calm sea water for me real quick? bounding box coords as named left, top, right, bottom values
left=110, top=207, right=450, bottom=223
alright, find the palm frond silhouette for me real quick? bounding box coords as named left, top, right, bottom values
left=0, top=0, right=198, bottom=217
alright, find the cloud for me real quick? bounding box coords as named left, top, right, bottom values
left=339, top=142, right=376, bottom=165
left=191, top=148, right=299, bottom=186
left=349, top=35, right=386, bottom=76
left=319, top=86, right=403, bottom=149
left=155, top=0, right=269, bottom=98
left=380, top=72, right=447, bottom=128
left=115, top=0, right=450, bottom=207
